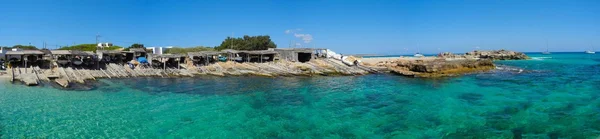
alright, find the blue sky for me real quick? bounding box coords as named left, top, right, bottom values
left=0, top=0, right=598, bottom=54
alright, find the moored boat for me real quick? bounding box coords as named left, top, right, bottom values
left=542, top=40, right=551, bottom=55
left=57, top=56, right=70, bottom=65
left=72, top=57, right=83, bottom=65
left=585, top=50, right=595, bottom=54
left=414, top=53, right=424, bottom=57
left=218, top=56, right=227, bottom=62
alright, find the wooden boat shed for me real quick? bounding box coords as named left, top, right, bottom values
left=240, top=50, right=278, bottom=62
left=51, top=50, right=97, bottom=68
left=5, top=50, right=46, bottom=67
left=220, top=49, right=278, bottom=63
left=149, top=54, right=186, bottom=69
left=272, top=48, right=322, bottom=62
left=188, top=51, right=224, bottom=66
left=126, top=48, right=148, bottom=61
left=97, top=50, right=125, bottom=64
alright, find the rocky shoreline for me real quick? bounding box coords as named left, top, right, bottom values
left=362, top=50, right=527, bottom=77
left=438, top=49, right=529, bottom=60
left=7, top=50, right=529, bottom=88
left=370, top=59, right=495, bottom=77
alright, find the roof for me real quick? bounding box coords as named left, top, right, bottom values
left=152, top=54, right=185, bottom=59
left=50, top=50, right=72, bottom=55
left=240, top=50, right=278, bottom=55
left=273, top=48, right=320, bottom=53
left=97, top=50, right=123, bottom=54
left=71, top=50, right=95, bottom=56
left=6, top=50, right=44, bottom=55
left=188, top=51, right=224, bottom=57
left=129, top=48, right=147, bottom=52
left=219, top=49, right=278, bottom=54
left=40, top=49, right=52, bottom=54
left=221, top=49, right=239, bottom=53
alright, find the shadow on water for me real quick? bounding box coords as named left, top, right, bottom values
left=484, top=101, right=532, bottom=131
left=47, top=80, right=107, bottom=91
left=395, top=76, right=455, bottom=90
left=458, top=92, right=484, bottom=105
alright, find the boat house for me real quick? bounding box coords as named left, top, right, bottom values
left=188, top=51, right=224, bottom=66
left=126, top=48, right=148, bottom=61
left=5, top=50, right=46, bottom=68
left=50, top=50, right=97, bottom=68
left=97, top=50, right=125, bottom=64
left=272, top=48, right=320, bottom=62
left=149, top=54, right=186, bottom=69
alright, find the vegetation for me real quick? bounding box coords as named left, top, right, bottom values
left=215, top=35, right=276, bottom=50
left=2, top=45, right=39, bottom=50
left=164, top=46, right=215, bottom=54
left=59, top=44, right=122, bottom=52
left=129, top=43, right=144, bottom=48
left=124, top=43, right=145, bottom=51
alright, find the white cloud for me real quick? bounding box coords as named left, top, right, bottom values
left=294, top=33, right=313, bottom=43
left=285, top=28, right=313, bottom=43
left=284, top=28, right=302, bottom=34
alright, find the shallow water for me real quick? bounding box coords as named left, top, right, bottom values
left=1, top=53, right=599, bottom=138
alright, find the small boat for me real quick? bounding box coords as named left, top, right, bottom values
left=57, top=56, right=70, bottom=65
left=218, top=56, right=227, bottom=62
left=262, top=56, right=270, bottom=60
left=72, top=57, right=83, bottom=65
left=234, top=57, right=243, bottom=62
left=414, top=53, right=424, bottom=57
left=585, top=50, right=595, bottom=54
left=542, top=40, right=551, bottom=55
left=26, top=55, right=39, bottom=63
left=83, top=57, right=95, bottom=65
left=542, top=51, right=551, bottom=55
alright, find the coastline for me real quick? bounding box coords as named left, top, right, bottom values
left=6, top=50, right=529, bottom=88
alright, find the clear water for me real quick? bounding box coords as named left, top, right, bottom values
left=1, top=53, right=599, bottom=138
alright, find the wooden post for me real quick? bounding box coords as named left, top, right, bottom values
left=162, top=58, right=166, bottom=70
left=24, top=55, right=27, bottom=73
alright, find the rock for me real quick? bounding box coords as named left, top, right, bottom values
left=19, top=73, right=39, bottom=86
left=380, top=59, right=495, bottom=77
left=438, top=50, right=529, bottom=60
left=55, top=78, right=69, bottom=88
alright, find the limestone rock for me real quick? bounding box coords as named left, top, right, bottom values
left=438, top=50, right=529, bottom=60
left=380, top=59, right=495, bottom=77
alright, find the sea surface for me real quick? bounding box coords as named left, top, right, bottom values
left=1, top=53, right=599, bottom=138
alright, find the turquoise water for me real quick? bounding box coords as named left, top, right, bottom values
left=1, top=53, right=599, bottom=138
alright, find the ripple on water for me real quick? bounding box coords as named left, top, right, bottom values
left=1, top=53, right=600, bottom=138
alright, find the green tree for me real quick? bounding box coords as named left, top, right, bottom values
left=124, top=43, right=145, bottom=51
left=59, top=44, right=122, bottom=52
left=130, top=43, right=144, bottom=48
left=216, top=35, right=276, bottom=50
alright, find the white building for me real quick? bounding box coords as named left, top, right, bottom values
left=146, top=46, right=173, bottom=55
